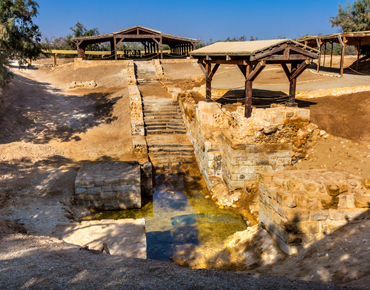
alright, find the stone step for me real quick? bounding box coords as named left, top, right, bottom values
left=145, top=125, right=186, bottom=131
left=143, top=100, right=179, bottom=105
left=144, top=119, right=184, bottom=125
left=146, top=130, right=187, bottom=135
left=143, top=109, right=181, bottom=114
left=148, top=143, right=193, bottom=148
left=151, top=152, right=194, bottom=158
left=144, top=115, right=183, bottom=120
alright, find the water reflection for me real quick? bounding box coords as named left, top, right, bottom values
left=90, top=171, right=247, bottom=261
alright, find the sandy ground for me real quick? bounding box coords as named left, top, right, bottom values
left=1, top=60, right=370, bottom=288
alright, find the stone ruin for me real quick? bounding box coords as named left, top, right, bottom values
left=73, top=161, right=152, bottom=211
left=259, top=169, right=370, bottom=254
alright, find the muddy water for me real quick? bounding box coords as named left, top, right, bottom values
left=92, top=171, right=247, bottom=261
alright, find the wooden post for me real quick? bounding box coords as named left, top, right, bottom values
left=338, top=36, right=346, bottom=77
left=245, top=65, right=253, bottom=118
left=330, top=41, right=333, bottom=68
left=114, top=38, right=117, bottom=60
left=316, top=38, right=321, bottom=73
left=54, top=53, right=57, bottom=67
left=289, top=63, right=298, bottom=103
left=77, top=42, right=86, bottom=60
left=205, top=62, right=211, bottom=101
left=160, top=37, right=163, bottom=59
left=110, top=40, right=115, bottom=59
left=357, top=38, right=361, bottom=72
left=323, top=42, right=326, bottom=67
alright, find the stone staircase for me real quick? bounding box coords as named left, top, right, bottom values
left=143, top=99, right=187, bottom=135
left=135, top=61, right=158, bottom=83
left=146, top=135, right=196, bottom=171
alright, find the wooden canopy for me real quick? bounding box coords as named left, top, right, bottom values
left=72, top=25, right=200, bottom=60
left=298, top=31, right=370, bottom=76
left=190, top=39, right=319, bottom=117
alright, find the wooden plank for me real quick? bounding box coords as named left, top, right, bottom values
left=250, top=43, right=287, bottom=61
left=283, top=47, right=290, bottom=60
left=262, top=55, right=309, bottom=61
left=246, top=60, right=266, bottom=82
left=289, top=59, right=311, bottom=81
left=114, top=34, right=161, bottom=39
left=288, top=45, right=320, bottom=59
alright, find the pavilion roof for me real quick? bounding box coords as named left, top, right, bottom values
left=72, top=25, right=200, bottom=44
left=190, top=39, right=319, bottom=62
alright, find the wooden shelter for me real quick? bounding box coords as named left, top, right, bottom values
left=298, top=31, right=370, bottom=76
left=189, top=39, right=319, bottom=118
left=72, top=25, right=200, bottom=60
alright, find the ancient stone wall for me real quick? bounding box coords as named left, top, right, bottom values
left=126, top=61, right=145, bottom=136
left=259, top=170, right=370, bottom=254
left=74, top=161, right=142, bottom=211
left=179, top=100, right=318, bottom=210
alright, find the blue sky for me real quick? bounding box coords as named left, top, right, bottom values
left=36, top=0, right=349, bottom=42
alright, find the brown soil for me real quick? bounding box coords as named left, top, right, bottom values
left=298, top=92, right=370, bottom=142
left=33, top=57, right=75, bottom=66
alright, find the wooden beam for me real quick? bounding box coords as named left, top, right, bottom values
left=288, top=45, right=320, bottom=59
left=246, top=60, right=266, bottom=82
left=338, top=36, right=346, bottom=77
left=115, top=34, right=161, bottom=39
left=250, top=43, right=287, bottom=61
left=289, top=59, right=311, bottom=81
left=316, top=38, right=321, bottom=73
left=262, top=55, right=310, bottom=61
left=54, top=53, right=57, bottom=67
left=160, top=36, right=163, bottom=59
left=209, top=64, right=220, bottom=80
left=281, top=63, right=291, bottom=79
left=330, top=41, right=333, bottom=68
left=289, top=63, right=298, bottom=103
left=114, top=38, right=117, bottom=60
left=205, top=62, right=212, bottom=101
left=283, top=47, right=290, bottom=60
left=245, top=65, right=253, bottom=118
left=357, top=38, right=361, bottom=72
left=237, top=64, right=247, bottom=77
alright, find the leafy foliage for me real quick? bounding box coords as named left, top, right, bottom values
left=0, top=0, right=42, bottom=87
left=329, top=0, right=370, bottom=32
left=329, top=0, right=370, bottom=55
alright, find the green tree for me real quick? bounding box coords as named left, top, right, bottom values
left=329, top=0, right=370, bottom=55
left=329, top=0, right=370, bottom=32
left=0, top=0, right=42, bottom=87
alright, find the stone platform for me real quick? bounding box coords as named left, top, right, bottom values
left=259, top=169, right=370, bottom=255
left=74, top=161, right=142, bottom=211
left=53, top=219, right=147, bottom=259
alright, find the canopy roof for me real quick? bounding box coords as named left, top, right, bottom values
left=298, top=31, right=370, bottom=46
left=190, top=39, right=319, bottom=63
left=72, top=25, right=200, bottom=45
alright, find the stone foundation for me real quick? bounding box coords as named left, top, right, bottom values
left=259, top=170, right=370, bottom=254
left=74, top=161, right=143, bottom=210
left=178, top=100, right=317, bottom=209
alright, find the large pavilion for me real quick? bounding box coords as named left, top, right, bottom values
left=189, top=39, right=319, bottom=118
left=71, top=25, right=200, bottom=60
left=298, top=31, right=370, bottom=76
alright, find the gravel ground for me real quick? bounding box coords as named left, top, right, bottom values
left=0, top=233, right=348, bottom=290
